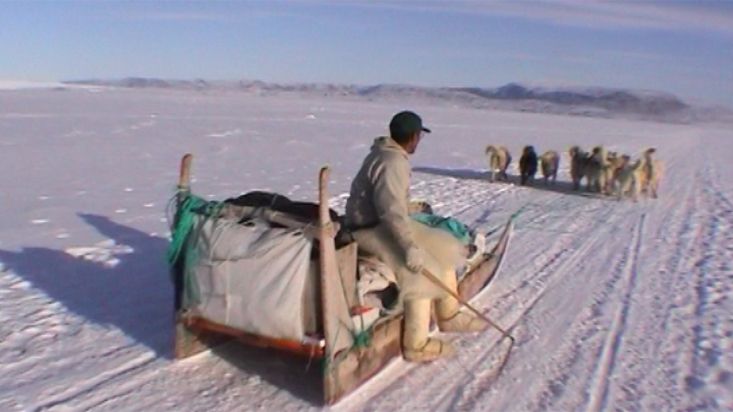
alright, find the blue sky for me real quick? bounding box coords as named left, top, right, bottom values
left=2, top=0, right=732, bottom=106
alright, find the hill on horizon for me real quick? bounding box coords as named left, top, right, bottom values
left=59, top=78, right=733, bottom=124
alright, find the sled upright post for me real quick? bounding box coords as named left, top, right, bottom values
left=177, top=153, right=192, bottom=192
left=172, top=153, right=234, bottom=358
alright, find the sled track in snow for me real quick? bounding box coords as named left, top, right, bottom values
left=487, top=191, right=621, bottom=326
left=449, top=176, right=708, bottom=412
left=528, top=148, right=730, bottom=411
left=586, top=213, right=646, bottom=412
left=675, top=160, right=733, bottom=411
left=441, top=200, right=623, bottom=411
left=603, top=151, right=733, bottom=411
left=614, top=171, right=700, bottom=411
left=638, top=157, right=733, bottom=411
left=505, top=211, right=649, bottom=411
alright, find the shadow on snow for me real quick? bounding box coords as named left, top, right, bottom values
left=0, top=213, right=174, bottom=358
left=412, top=165, right=609, bottom=199
left=0, top=213, right=324, bottom=405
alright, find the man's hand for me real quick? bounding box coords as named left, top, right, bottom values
left=406, top=247, right=424, bottom=273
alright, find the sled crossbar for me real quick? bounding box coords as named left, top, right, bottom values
left=181, top=316, right=324, bottom=358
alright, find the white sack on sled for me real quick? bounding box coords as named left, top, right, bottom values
left=191, top=216, right=313, bottom=341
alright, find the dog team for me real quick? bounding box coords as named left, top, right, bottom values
left=485, top=144, right=663, bottom=201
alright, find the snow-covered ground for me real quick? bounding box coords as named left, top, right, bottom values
left=1, top=88, right=731, bottom=411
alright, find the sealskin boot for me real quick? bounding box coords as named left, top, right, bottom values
left=402, top=299, right=455, bottom=363
left=437, top=311, right=488, bottom=333
left=436, top=269, right=489, bottom=333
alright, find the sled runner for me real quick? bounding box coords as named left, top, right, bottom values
left=169, top=153, right=513, bottom=405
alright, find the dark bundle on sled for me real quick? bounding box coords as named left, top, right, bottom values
left=225, top=191, right=340, bottom=223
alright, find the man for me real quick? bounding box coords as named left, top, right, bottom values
left=345, top=111, right=487, bottom=363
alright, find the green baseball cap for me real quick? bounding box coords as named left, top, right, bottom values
left=389, top=111, right=431, bottom=137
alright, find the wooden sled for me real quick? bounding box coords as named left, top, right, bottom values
left=170, top=153, right=513, bottom=405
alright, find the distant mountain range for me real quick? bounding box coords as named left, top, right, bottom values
left=63, top=78, right=731, bottom=123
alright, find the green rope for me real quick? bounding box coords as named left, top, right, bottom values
left=167, top=192, right=225, bottom=264
left=321, top=322, right=373, bottom=374
left=351, top=328, right=372, bottom=348
left=167, top=191, right=224, bottom=308
left=167, top=194, right=196, bottom=264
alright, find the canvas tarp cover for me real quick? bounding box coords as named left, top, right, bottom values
left=190, top=215, right=313, bottom=341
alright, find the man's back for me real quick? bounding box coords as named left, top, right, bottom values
left=345, top=136, right=410, bottom=231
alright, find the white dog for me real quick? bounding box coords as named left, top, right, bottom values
left=585, top=146, right=610, bottom=193
left=602, top=151, right=627, bottom=195
left=614, top=154, right=644, bottom=201
left=614, top=148, right=662, bottom=201
left=485, top=145, right=512, bottom=182
left=539, top=150, right=559, bottom=184
left=639, top=148, right=663, bottom=199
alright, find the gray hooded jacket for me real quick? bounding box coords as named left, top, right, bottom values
left=345, top=136, right=416, bottom=254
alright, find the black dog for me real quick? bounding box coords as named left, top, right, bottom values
left=519, top=145, right=538, bottom=185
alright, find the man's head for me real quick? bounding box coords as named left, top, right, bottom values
left=389, top=111, right=431, bottom=154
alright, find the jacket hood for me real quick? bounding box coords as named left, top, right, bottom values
left=371, top=136, right=408, bottom=158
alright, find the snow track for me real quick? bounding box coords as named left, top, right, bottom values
left=586, top=212, right=645, bottom=412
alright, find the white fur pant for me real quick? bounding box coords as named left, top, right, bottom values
left=352, top=220, right=465, bottom=301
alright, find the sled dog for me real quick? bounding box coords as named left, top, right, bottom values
left=539, top=150, right=559, bottom=184
left=485, top=145, right=512, bottom=182
left=602, top=151, right=627, bottom=195
left=519, top=145, right=538, bottom=186
left=639, top=148, right=663, bottom=199
left=569, top=146, right=591, bottom=190
left=614, top=148, right=663, bottom=201
left=584, top=146, right=609, bottom=193
left=614, top=154, right=643, bottom=201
